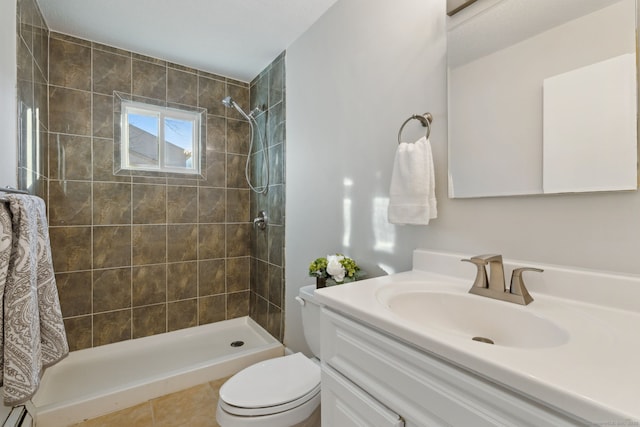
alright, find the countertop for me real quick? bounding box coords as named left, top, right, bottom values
left=314, top=250, right=640, bottom=424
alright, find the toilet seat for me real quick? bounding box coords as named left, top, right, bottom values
left=216, top=390, right=321, bottom=427
left=219, top=353, right=320, bottom=417
left=219, top=384, right=320, bottom=417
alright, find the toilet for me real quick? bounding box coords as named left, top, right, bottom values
left=216, top=284, right=322, bottom=427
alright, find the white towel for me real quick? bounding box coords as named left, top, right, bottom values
left=388, top=136, right=437, bottom=225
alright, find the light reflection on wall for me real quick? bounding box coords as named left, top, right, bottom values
left=25, top=107, right=33, bottom=190
left=373, top=196, right=395, bottom=253
left=20, top=105, right=41, bottom=193
left=342, top=178, right=353, bottom=248
left=35, top=108, right=40, bottom=182
left=343, top=179, right=398, bottom=275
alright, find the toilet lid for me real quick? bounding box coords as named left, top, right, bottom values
left=219, top=352, right=320, bottom=409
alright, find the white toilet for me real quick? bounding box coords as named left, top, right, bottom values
left=216, top=284, right=322, bottom=427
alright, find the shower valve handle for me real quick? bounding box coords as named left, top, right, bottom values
left=253, top=211, right=268, bottom=230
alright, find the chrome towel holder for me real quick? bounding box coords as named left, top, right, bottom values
left=0, top=186, right=29, bottom=203
left=397, top=112, right=433, bottom=144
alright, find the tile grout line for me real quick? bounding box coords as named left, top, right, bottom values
left=196, top=69, right=201, bottom=328
left=90, top=41, right=95, bottom=347
left=129, top=47, right=134, bottom=340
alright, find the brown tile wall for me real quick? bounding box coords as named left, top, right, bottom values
left=249, top=53, right=286, bottom=341
left=47, top=32, right=258, bottom=350
left=16, top=0, right=48, bottom=198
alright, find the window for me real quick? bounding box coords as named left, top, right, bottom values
left=114, top=93, right=206, bottom=177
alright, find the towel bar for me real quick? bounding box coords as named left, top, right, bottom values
left=0, top=186, right=29, bottom=203
left=398, top=113, right=433, bottom=144
left=1, top=186, right=28, bottom=195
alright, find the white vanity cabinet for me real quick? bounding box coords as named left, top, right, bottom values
left=322, top=367, right=405, bottom=427
left=320, top=308, right=584, bottom=427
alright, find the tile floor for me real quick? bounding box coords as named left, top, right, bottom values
left=71, top=377, right=229, bottom=427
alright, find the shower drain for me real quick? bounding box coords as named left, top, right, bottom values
left=230, top=341, right=245, bottom=347
left=472, top=336, right=494, bottom=345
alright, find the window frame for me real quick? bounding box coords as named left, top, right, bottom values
left=113, top=92, right=207, bottom=179
left=121, top=100, right=200, bottom=174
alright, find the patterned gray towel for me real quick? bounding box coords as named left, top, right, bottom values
left=0, top=194, right=69, bottom=405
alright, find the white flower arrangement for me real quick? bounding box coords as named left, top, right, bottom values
left=308, top=254, right=364, bottom=286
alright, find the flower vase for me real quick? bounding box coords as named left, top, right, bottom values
left=316, top=277, right=327, bottom=289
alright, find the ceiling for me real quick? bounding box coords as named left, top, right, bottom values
left=36, top=0, right=339, bottom=82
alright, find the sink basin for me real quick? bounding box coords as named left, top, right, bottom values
left=377, top=287, right=569, bottom=349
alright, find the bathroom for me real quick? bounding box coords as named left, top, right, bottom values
left=1, top=0, right=639, bottom=425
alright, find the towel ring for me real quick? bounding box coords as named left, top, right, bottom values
left=397, top=113, right=433, bottom=144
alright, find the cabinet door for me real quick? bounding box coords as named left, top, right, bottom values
left=322, top=366, right=404, bottom=427
left=322, top=308, right=585, bottom=426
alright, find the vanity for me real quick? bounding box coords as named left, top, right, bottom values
left=314, top=250, right=640, bottom=426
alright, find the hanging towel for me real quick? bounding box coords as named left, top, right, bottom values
left=388, top=136, right=437, bottom=225
left=0, top=194, right=68, bottom=405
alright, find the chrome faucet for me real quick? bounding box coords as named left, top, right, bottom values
left=462, top=254, right=542, bottom=305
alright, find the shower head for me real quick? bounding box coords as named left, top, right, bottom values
left=222, top=96, right=249, bottom=119
left=222, top=96, right=234, bottom=109
left=221, top=96, right=261, bottom=120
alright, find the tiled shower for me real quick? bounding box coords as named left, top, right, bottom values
left=15, top=0, right=286, bottom=351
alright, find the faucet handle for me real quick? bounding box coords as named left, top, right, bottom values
left=461, top=258, right=488, bottom=289
left=469, top=254, right=503, bottom=264
left=253, top=210, right=268, bottom=230
left=509, top=267, right=543, bottom=305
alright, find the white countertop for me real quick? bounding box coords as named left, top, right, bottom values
left=314, top=250, right=640, bottom=424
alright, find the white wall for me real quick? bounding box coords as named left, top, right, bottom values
left=286, top=0, right=446, bottom=352
left=285, top=0, right=640, bottom=353
left=0, top=0, right=18, bottom=188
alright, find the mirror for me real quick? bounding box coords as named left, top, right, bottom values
left=447, top=0, right=638, bottom=198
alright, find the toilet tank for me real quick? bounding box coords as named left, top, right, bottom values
left=298, top=284, right=322, bottom=358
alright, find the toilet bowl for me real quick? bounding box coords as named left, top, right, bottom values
left=216, top=353, right=320, bottom=426
left=216, top=285, right=322, bottom=427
